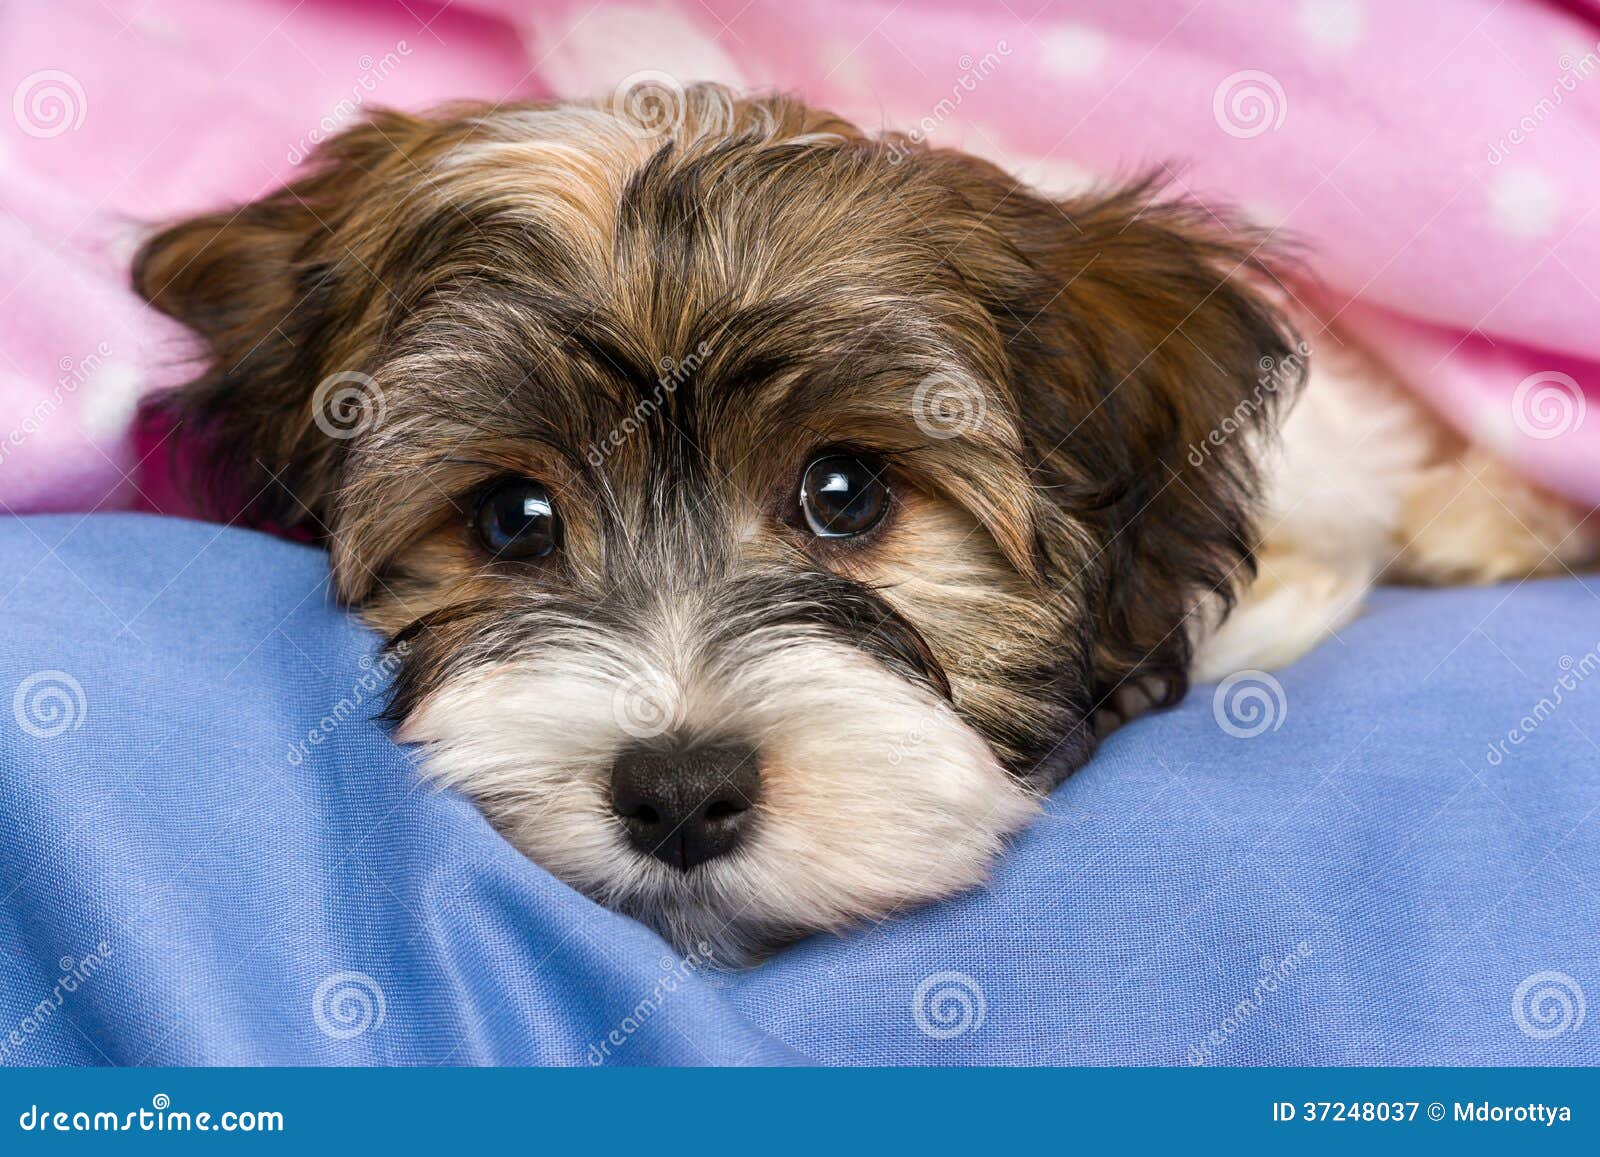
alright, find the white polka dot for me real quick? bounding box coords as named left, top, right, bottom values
left=820, top=39, right=871, bottom=99
left=130, top=13, right=186, bottom=44
left=1240, top=199, right=1292, bottom=230
left=1040, top=24, right=1107, bottom=79
left=79, top=362, right=144, bottom=440
left=1489, top=168, right=1563, bottom=239
left=1554, top=36, right=1595, bottom=76
left=1298, top=0, right=1366, bottom=53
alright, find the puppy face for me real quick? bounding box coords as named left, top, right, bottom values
left=134, top=86, right=1296, bottom=959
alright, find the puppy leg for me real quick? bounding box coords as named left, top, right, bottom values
left=1197, top=328, right=1600, bottom=681
left=1192, top=333, right=1415, bottom=678
left=1387, top=449, right=1600, bottom=585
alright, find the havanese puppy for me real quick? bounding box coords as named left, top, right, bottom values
left=132, top=83, right=1598, bottom=959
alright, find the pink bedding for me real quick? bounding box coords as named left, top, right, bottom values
left=4, top=0, right=1600, bottom=514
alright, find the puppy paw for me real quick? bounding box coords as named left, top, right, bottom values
left=1392, top=451, right=1600, bottom=584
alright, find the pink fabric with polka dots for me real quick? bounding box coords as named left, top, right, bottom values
left=3, top=0, right=1598, bottom=513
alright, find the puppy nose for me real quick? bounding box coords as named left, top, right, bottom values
left=610, top=743, right=760, bottom=871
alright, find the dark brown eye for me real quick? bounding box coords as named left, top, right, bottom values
left=474, top=477, right=559, bottom=559
left=799, top=454, right=890, bottom=538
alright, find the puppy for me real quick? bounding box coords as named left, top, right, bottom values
left=132, top=84, right=1597, bottom=959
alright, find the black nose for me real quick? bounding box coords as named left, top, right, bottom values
left=610, top=743, right=760, bottom=871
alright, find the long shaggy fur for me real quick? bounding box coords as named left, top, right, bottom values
left=133, top=84, right=1303, bottom=958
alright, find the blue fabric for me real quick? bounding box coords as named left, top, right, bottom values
left=0, top=513, right=1596, bottom=1066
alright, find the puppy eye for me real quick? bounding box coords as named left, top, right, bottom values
left=799, top=453, right=890, bottom=538
left=474, top=477, right=560, bottom=560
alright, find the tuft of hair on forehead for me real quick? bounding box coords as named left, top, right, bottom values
left=130, top=88, right=876, bottom=523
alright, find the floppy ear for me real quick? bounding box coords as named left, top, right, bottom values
left=925, top=156, right=1303, bottom=707
left=132, top=110, right=435, bottom=528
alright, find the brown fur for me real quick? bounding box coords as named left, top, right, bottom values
left=131, top=85, right=1299, bottom=953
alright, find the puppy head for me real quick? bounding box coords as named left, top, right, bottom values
left=134, top=85, right=1298, bottom=959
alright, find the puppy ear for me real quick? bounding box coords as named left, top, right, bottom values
left=929, top=158, right=1304, bottom=707
left=132, top=110, right=434, bottom=527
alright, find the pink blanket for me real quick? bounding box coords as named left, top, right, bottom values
left=5, top=0, right=1600, bottom=514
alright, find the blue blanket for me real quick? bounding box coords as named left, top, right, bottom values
left=0, top=514, right=1595, bottom=1066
